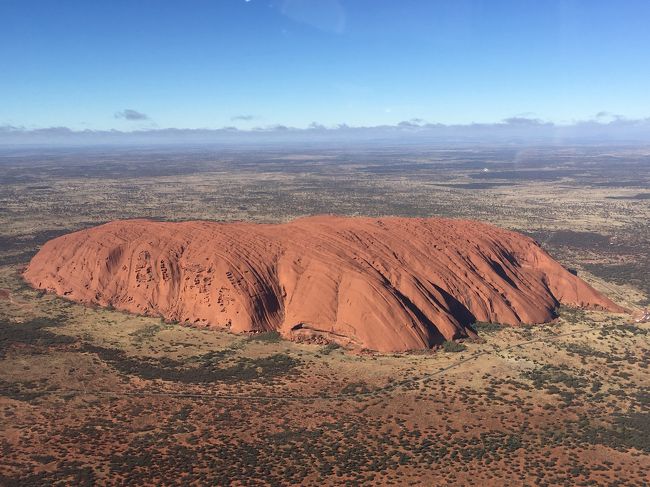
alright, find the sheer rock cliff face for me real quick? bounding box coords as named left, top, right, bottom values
left=24, top=217, right=624, bottom=352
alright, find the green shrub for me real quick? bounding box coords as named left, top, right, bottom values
left=442, top=340, right=467, bottom=353
left=472, top=321, right=504, bottom=333
left=321, top=342, right=341, bottom=355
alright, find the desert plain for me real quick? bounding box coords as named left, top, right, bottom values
left=0, top=144, right=648, bottom=485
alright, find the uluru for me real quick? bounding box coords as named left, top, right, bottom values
left=24, top=216, right=624, bottom=352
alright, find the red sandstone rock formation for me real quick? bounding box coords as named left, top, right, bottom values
left=24, top=216, right=624, bottom=352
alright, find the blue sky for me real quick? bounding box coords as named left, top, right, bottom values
left=2, top=0, right=650, bottom=131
